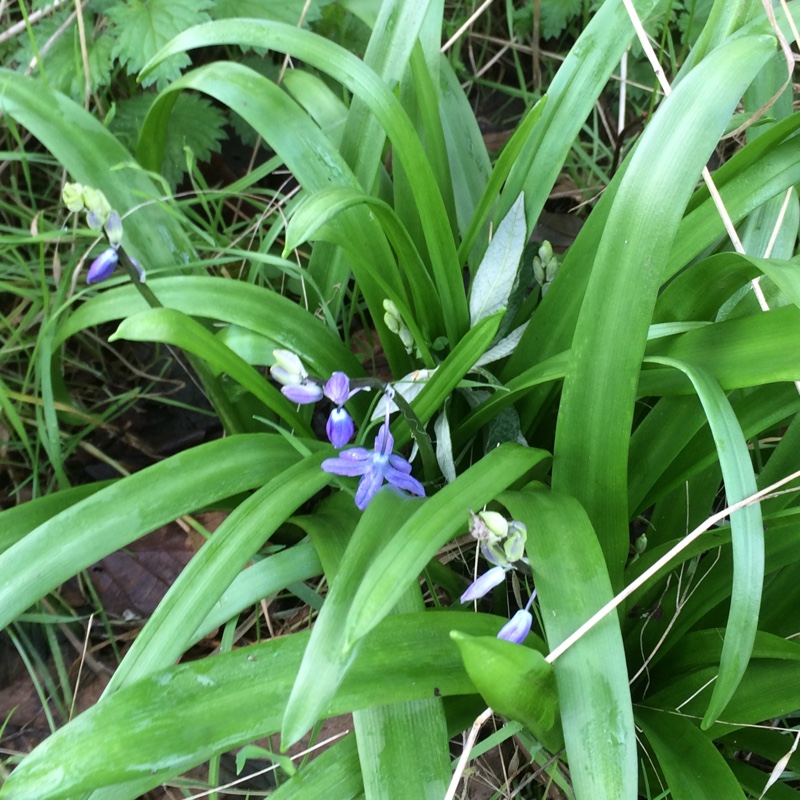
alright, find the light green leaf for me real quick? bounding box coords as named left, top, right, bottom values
left=0, top=611, right=502, bottom=800
left=501, top=487, right=636, bottom=800
left=450, top=632, right=563, bottom=752
left=110, top=307, right=313, bottom=436
left=644, top=357, right=763, bottom=728
left=550, top=33, right=774, bottom=578
left=636, top=707, right=746, bottom=800
left=469, top=193, right=527, bottom=327
left=0, top=435, right=315, bottom=632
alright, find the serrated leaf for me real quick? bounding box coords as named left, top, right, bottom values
left=106, top=0, right=214, bottom=88
left=162, top=93, right=227, bottom=187
left=469, top=193, right=527, bottom=327
left=539, top=0, right=583, bottom=39
left=451, top=632, right=563, bottom=752
left=110, top=94, right=226, bottom=189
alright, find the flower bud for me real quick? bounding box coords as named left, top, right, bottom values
left=82, top=187, right=112, bottom=229
left=503, top=520, right=527, bottom=563
left=460, top=565, right=507, bottom=603
left=104, top=211, right=123, bottom=247
left=271, top=350, right=308, bottom=386
left=86, top=248, right=119, bottom=284
left=497, top=609, right=532, bottom=644
left=478, top=510, right=508, bottom=542
left=62, top=183, right=85, bottom=212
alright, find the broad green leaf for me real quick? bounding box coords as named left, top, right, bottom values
left=140, top=20, right=468, bottom=342
left=105, top=453, right=331, bottom=693
left=0, top=69, right=194, bottom=271
left=193, top=539, right=322, bottom=642
left=54, top=276, right=364, bottom=394
left=268, top=734, right=362, bottom=800
left=450, top=632, right=563, bottom=752
left=636, top=707, right=746, bottom=800
left=550, top=33, right=774, bottom=578
left=282, top=492, right=421, bottom=749
left=468, top=193, right=526, bottom=327
left=501, top=0, right=661, bottom=233
left=0, top=481, right=114, bottom=556
left=0, top=435, right=317, bottom=632
left=284, top=185, right=442, bottom=343
left=641, top=307, right=800, bottom=395
left=283, top=445, right=548, bottom=746
left=0, top=611, right=502, bottom=800
left=111, top=307, right=313, bottom=436
left=643, top=356, right=763, bottom=727
left=501, top=487, right=636, bottom=800
left=353, top=588, right=449, bottom=800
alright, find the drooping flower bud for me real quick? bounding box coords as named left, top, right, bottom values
left=460, top=565, right=507, bottom=603
left=497, top=609, right=532, bottom=644
left=503, top=520, right=527, bottom=563
left=62, top=182, right=85, bottom=213
left=82, top=187, right=112, bottom=230
left=271, top=350, right=309, bottom=386
left=86, top=248, right=119, bottom=284
left=104, top=211, right=123, bottom=247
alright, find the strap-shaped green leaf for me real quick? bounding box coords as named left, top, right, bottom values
left=0, top=435, right=318, bottom=633
left=105, top=452, right=331, bottom=693
left=1, top=612, right=505, bottom=800
left=636, top=707, right=746, bottom=800
left=645, top=357, right=763, bottom=727
left=140, top=20, right=468, bottom=343
left=111, top=307, right=313, bottom=436
left=550, top=33, right=774, bottom=578
left=501, top=487, right=636, bottom=800
left=451, top=632, right=563, bottom=752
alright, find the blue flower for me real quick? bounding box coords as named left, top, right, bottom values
left=323, top=372, right=363, bottom=448
left=497, top=609, right=533, bottom=644
left=87, top=247, right=119, bottom=283
left=322, top=420, right=425, bottom=510
left=460, top=565, right=508, bottom=603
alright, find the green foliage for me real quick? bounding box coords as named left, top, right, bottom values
left=1, top=1, right=800, bottom=799
left=105, top=0, right=214, bottom=89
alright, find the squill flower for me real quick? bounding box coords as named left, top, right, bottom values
left=497, top=608, right=533, bottom=644
left=87, top=248, right=119, bottom=284
left=271, top=350, right=323, bottom=404
left=322, top=414, right=424, bottom=510
left=497, top=591, right=537, bottom=645
left=322, top=372, right=364, bottom=448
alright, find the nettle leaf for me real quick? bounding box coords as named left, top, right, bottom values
left=106, top=0, right=214, bottom=88
left=540, top=0, right=582, bottom=39
left=111, top=94, right=226, bottom=189
left=212, top=0, right=328, bottom=25
left=469, top=193, right=527, bottom=328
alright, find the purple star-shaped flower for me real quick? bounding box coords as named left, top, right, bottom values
left=322, top=421, right=425, bottom=510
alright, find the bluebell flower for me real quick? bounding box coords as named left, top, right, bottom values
left=271, top=350, right=324, bottom=403
left=497, top=608, right=533, bottom=644
left=87, top=247, right=119, bottom=283
left=460, top=565, right=508, bottom=603
left=322, top=419, right=425, bottom=510
left=323, top=372, right=364, bottom=448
